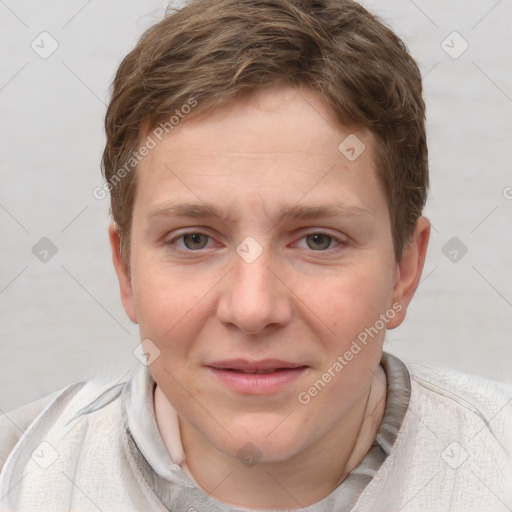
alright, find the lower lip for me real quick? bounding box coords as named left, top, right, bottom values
left=208, top=367, right=308, bottom=394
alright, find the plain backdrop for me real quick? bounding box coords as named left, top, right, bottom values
left=1, top=0, right=511, bottom=412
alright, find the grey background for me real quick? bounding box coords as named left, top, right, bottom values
left=1, top=0, right=511, bottom=412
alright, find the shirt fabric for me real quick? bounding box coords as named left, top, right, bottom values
left=0, top=352, right=510, bottom=511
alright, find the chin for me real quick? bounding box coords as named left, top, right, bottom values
left=212, top=415, right=311, bottom=465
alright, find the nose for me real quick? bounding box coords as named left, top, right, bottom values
left=216, top=247, right=292, bottom=335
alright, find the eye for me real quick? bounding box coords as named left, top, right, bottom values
left=174, top=232, right=212, bottom=250
left=296, top=232, right=343, bottom=251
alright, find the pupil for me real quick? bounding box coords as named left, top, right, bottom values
left=185, top=233, right=207, bottom=249
left=308, top=233, right=331, bottom=250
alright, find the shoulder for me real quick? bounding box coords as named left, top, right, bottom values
left=405, top=360, right=511, bottom=505
left=0, top=391, right=62, bottom=471
left=357, top=356, right=512, bottom=511
left=0, top=370, right=133, bottom=475
left=407, top=359, right=511, bottom=438
left=0, top=369, right=141, bottom=510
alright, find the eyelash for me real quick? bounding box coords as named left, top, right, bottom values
left=166, top=230, right=347, bottom=253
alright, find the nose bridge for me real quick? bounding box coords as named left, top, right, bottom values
left=235, top=249, right=272, bottom=299
left=217, top=242, right=291, bottom=334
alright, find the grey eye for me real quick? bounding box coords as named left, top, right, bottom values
left=306, top=233, right=332, bottom=250
left=183, top=233, right=209, bottom=250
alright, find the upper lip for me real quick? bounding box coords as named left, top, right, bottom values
left=207, top=359, right=307, bottom=372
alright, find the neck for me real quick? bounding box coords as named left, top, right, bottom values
left=156, top=367, right=387, bottom=509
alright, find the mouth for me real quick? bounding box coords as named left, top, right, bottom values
left=221, top=368, right=295, bottom=375
left=208, top=358, right=307, bottom=373
left=206, top=359, right=309, bottom=394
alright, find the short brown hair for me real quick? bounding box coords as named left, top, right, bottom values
left=102, top=0, right=428, bottom=265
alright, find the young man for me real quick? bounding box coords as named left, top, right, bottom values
left=1, top=0, right=510, bottom=510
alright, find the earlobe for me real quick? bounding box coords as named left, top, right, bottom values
left=108, top=222, right=138, bottom=324
left=387, top=216, right=431, bottom=329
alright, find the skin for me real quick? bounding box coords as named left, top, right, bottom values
left=109, top=84, right=430, bottom=509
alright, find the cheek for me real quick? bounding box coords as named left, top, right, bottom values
left=294, top=264, right=393, bottom=340
left=296, top=270, right=390, bottom=410
left=133, top=269, right=212, bottom=399
left=132, top=261, right=214, bottom=344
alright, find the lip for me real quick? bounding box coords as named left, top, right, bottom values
left=206, top=359, right=308, bottom=394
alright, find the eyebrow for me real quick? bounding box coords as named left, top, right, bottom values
left=147, top=201, right=371, bottom=226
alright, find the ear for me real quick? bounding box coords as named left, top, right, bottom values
left=387, top=216, right=430, bottom=329
left=108, top=222, right=138, bottom=324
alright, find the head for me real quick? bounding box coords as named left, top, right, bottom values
left=105, top=0, right=430, bottom=465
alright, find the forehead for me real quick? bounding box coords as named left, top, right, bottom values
left=133, top=85, right=385, bottom=221
left=161, top=85, right=370, bottom=158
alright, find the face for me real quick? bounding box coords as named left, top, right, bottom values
left=111, top=85, right=428, bottom=464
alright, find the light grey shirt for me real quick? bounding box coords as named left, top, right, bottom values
left=1, top=352, right=510, bottom=511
